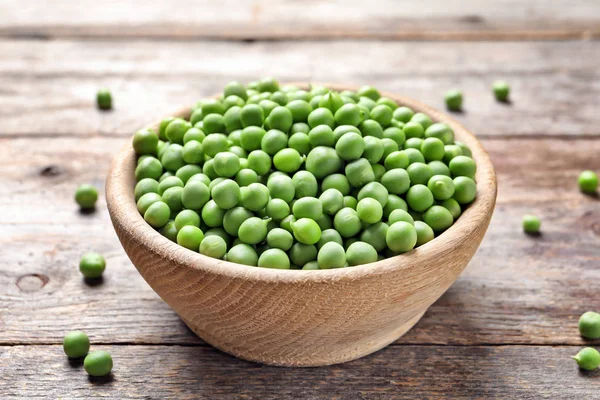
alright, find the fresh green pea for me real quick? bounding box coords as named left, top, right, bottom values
left=426, top=123, right=454, bottom=145
left=201, top=99, right=225, bottom=116
left=174, top=209, right=200, bottom=230
left=159, top=117, right=175, bottom=141
left=372, top=164, right=386, bottom=182
left=493, top=80, right=510, bottom=102
left=79, top=252, right=106, bottom=279
left=343, top=196, right=358, bottom=210
left=286, top=100, right=312, bottom=123
left=403, top=121, right=424, bottom=139
left=319, top=188, right=344, bottom=216
left=137, top=192, right=162, bottom=215
left=273, top=148, right=303, bottom=173
left=357, top=86, right=381, bottom=101
left=578, top=170, right=598, bottom=194
left=288, top=132, right=311, bottom=155
left=158, top=176, right=184, bottom=196
left=227, top=129, right=242, bottom=146
left=240, top=104, right=264, bottom=128
left=302, top=261, right=320, bottom=270
left=370, top=105, right=393, bottom=127
left=223, top=106, right=243, bottom=132
left=359, top=222, right=389, bottom=252
left=290, top=122, right=310, bottom=134
left=428, top=175, right=455, bottom=200
left=292, top=197, right=323, bottom=220
left=317, top=229, right=344, bottom=250
left=227, top=244, right=258, bottom=266
left=407, top=162, right=434, bottom=185
left=223, top=207, right=254, bottom=236
left=381, top=169, right=410, bottom=195
left=84, top=350, right=113, bottom=377
left=404, top=148, right=426, bottom=164
left=357, top=182, right=388, bottom=207
left=280, top=214, right=297, bottom=233
left=144, top=201, right=170, bottom=228
left=177, top=225, right=204, bottom=251
left=266, top=198, right=290, bottom=221
left=165, top=119, right=191, bottom=145
left=319, top=91, right=344, bottom=113
left=572, top=347, right=600, bottom=371
left=202, top=159, right=218, bottom=180
left=159, top=220, right=178, bottom=242
left=133, top=129, right=158, bottom=155
left=63, top=330, right=90, bottom=358
left=182, top=140, right=204, bottom=164
left=579, top=311, right=600, bottom=339
left=241, top=182, right=269, bottom=211
left=291, top=218, right=321, bottom=245
left=161, top=186, right=184, bottom=212
left=403, top=137, right=424, bottom=151
left=183, top=127, right=205, bottom=144
left=356, top=198, right=383, bottom=224
left=384, top=151, right=409, bottom=170
left=211, top=179, right=241, bottom=209
left=258, top=77, right=279, bottom=93
left=190, top=109, right=204, bottom=126
left=305, top=146, right=342, bottom=179
left=247, top=150, right=272, bottom=176
left=135, top=178, right=159, bottom=201
left=333, top=125, right=361, bottom=143
left=411, top=113, right=433, bottom=130
left=388, top=209, right=414, bottom=225
left=345, top=158, right=375, bottom=188
left=383, top=194, right=408, bottom=218
left=317, top=242, right=346, bottom=269
left=135, top=157, right=163, bottom=181
left=359, top=119, right=384, bottom=139
left=346, top=241, right=378, bottom=266
left=96, top=89, right=112, bottom=110
left=449, top=155, right=477, bottom=178
left=453, top=176, right=477, bottom=204
left=421, top=137, right=445, bottom=162
left=261, top=129, right=288, bottom=155
left=202, top=200, right=226, bottom=227
left=429, top=160, right=451, bottom=176
left=322, top=174, right=351, bottom=196
left=333, top=207, right=362, bottom=238
left=406, top=184, right=434, bottom=212
left=258, top=249, right=290, bottom=269
left=266, top=228, right=294, bottom=251
left=393, top=106, right=414, bottom=123
left=223, top=95, right=245, bottom=110
left=423, top=205, right=454, bottom=232
left=316, top=213, right=333, bottom=231
left=308, top=125, right=335, bottom=147
left=268, top=175, right=295, bottom=203
left=334, top=103, right=363, bottom=126
left=267, top=106, right=293, bottom=132
left=522, top=214, right=541, bottom=234
left=441, top=198, right=462, bottom=220
left=199, top=234, right=227, bottom=259
left=289, top=243, right=317, bottom=267
left=75, top=184, right=98, bottom=209
left=238, top=217, right=269, bottom=245
left=259, top=99, right=279, bottom=117
left=383, top=127, right=406, bottom=147
left=445, top=89, right=462, bottom=111
left=414, top=221, right=435, bottom=246
left=235, top=168, right=259, bottom=187
left=202, top=133, right=229, bottom=157
left=307, top=108, right=335, bottom=129
left=386, top=221, right=417, bottom=253
left=335, top=132, right=364, bottom=161
left=202, top=114, right=226, bottom=134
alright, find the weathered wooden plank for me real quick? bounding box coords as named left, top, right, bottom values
left=0, top=40, right=598, bottom=138
left=1, top=0, right=599, bottom=40
left=1, top=137, right=599, bottom=346
left=1, top=345, right=598, bottom=399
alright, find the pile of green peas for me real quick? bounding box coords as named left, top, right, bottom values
left=132, top=78, right=478, bottom=270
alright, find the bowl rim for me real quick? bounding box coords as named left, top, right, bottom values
left=106, top=82, right=497, bottom=284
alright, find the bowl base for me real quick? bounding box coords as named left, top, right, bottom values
left=181, top=310, right=426, bottom=367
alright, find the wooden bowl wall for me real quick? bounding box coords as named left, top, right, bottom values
left=106, top=83, right=497, bottom=366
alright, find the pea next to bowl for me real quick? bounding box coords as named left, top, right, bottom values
left=131, top=78, right=477, bottom=270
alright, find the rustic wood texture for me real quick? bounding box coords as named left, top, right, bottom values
left=105, top=87, right=496, bottom=366
left=1, top=40, right=599, bottom=138
left=2, top=345, right=600, bottom=399
left=1, top=0, right=599, bottom=40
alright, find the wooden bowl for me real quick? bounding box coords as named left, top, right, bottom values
left=106, top=83, right=497, bottom=367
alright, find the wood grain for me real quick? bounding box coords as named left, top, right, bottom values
left=1, top=137, right=599, bottom=347
left=0, top=39, right=598, bottom=138
left=1, top=0, right=599, bottom=40
left=1, top=345, right=599, bottom=399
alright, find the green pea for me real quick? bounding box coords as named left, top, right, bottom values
left=441, top=198, right=462, bottom=220
left=182, top=140, right=204, bottom=164
left=405, top=148, right=426, bottom=164
left=403, top=137, right=424, bottom=151
left=144, top=201, right=170, bottom=228
left=428, top=175, right=455, bottom=200
left=240, top=104, right=264, bottom=128
left=266, top=198, right=290, bottom=221
left=273, top=148, right=304, bottom=173
left=63, top=330, right=90, bottom=358
left=247, top=150, right=272, bottom=176
left=357, top=86, right=381, bottom=101
left=572, top=347, right=600, bottom=371
left=268, top=175, right=295, bottom=203
left=360, top=222, right=389, bottom=252
left=135, top=178, right=159, bottom=201
left=333, top=125, right=361, bottom=144
left=407, top=162, right=434, bottom=185
left=445, top=89, right=463, bottom=111
left=421, top=137, right=445, bottom=162
left=449, top=155, right=477, bottom=178
left=305, top=146, right=342, bottom=179
left=258, top=249, right=291, bottom=269
left=188, top=173, right=211, bottom=187
left=159, top=117, right=175, bottom=141
left=165, top=119, right=191, bottom=145
left=259, top=99, right=279, bottom=117
left=290, top=122, right=310, bottom=135
left=345, top=158, right=375, bottom=188
left=386, top=221, right=417, bottom=253
left=137, top=192, right=162, bottom=215
left=335, top=132, right=364, bottom=161
left=334, top=207, right=362, bottom=238
left=381, top=169, right=410, bottom=195
left=425, top=123, right=454, bottom=145
left=370, top=105, right=393, bottom=127
left=228, top=129, right=242, bottom=146
left=578, top=170, right=598, bottom=194
left=176, top=165, right=203, bottom=184
left=75, top=184, right=98, bottom=209
left=223, top=95, right=245, bottom=111
left=201, top=99, right=225, bottom=116
left=411, top=113, right=433, bottom=130
left=361, top=136, right=383, bottom=163
left=238, top=217, right=269, bottom=245
left=317, top=229, right=344, bottom=250
left=319, top=188, right=344, bottom=216
left=266, top=106, right=293, bottom=133
left=227, top=244, right=258, bottom=266
left=223, top=207, right=254, bottom=236
left=319, top=91, right=344, bottom=113
left=261, top=129, right=288, bottom=155
left=453, top=176, right=477, bottom=204
left=161, top=144, right=186, bottom=172
left=302, top=261, right=320, bottom=270
left=202, top=159, right=218, bottom=180
left=289, top=243, right=317, bottom=267
left=372, top=164, right=386, bottom=183
left=132, top=129, right=159, bottom=156
left=177, top=225, right=204, bottom=251
left=159, top=220, right=178, bottom=242
left=334, top=103, right=362, bottom=126
left=307, top=125, right=334, bottom=147
left=357, top=198, right=383, bottom=224
left=293, top=197, right=323, bottom=220
left=211, top=179, right=241, bottom=209
left=322, top=174, right=351, bottom=196
left=84, top=350, right=113, bottom=377
left=346, top=241, right=378, bottom=266
left=308, top=108, right=335, bottom=129
left=190, top=109, right=204, bottom=126
left=392, top=106, right=413, bottom=123
left=291, top=171, right=318, bottom=198
left=493, top=80, right=510, bottom=102
left=158, top=176, right=184, bottom=196
left=258, top=77, right=280, bottom=93
left=79, top=252, right=106, bottom=279
left=241, top=183, right=269, bottom=211
left=384, top=151, right=409, bottom=170
left=202, top=200, right=226, bottom=228
left=406, top=184, right=434, bottom=212
left=96, top=89, right=112, bottom=110
left=288, top=90, right=311, bottom=102
left=403, top=121, right=424, bottom=139
left=223, top=106, right=243, bottom=133
left=183, top=127, right=205, bottom=144
left=357, top=181, right=389, bottom=207
left=286, top=100, right=312, bottom=122
left=383, top=127, right=406, bottom=147
left=343, top=196, right=358, bottom=210
left=414, top=221, right=435, bottom=246
left=423, top=205, right=454, bottom=232
left=291, top=218, right=321, bottom=245
left=317, top=242, right=346, bottom=269
left=288, top=132, right=311, bottom=156
left=161, top=186, right=184, bottom=213
left=198, top=233, right=226, bottom=259
left=202, top=133, right=229, bottom=157
left=429, top=160, right=451, bottom=176
left=235, top=168, right=259, bottom=187
left=388, top=209, right=414, bottom=225
left=383, top=194, right=408, bottom=218
left=579, top=311, right=600, bottom=339
left=208, top=177, right=226, bottom=192
left=522, top=214, right=541, bottom=234
left=135, top=157, right=163, bottom=181
left=267, top=228, right=294, bottom=251
left=174, top=209, right=200, bottom=230
left=203, top=114, right=226, bottom=134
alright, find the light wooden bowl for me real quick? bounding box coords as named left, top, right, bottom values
left=106, top=83, right=496, bottom=367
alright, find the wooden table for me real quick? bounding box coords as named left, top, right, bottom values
left=1, top=1, right=600, bottom=398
